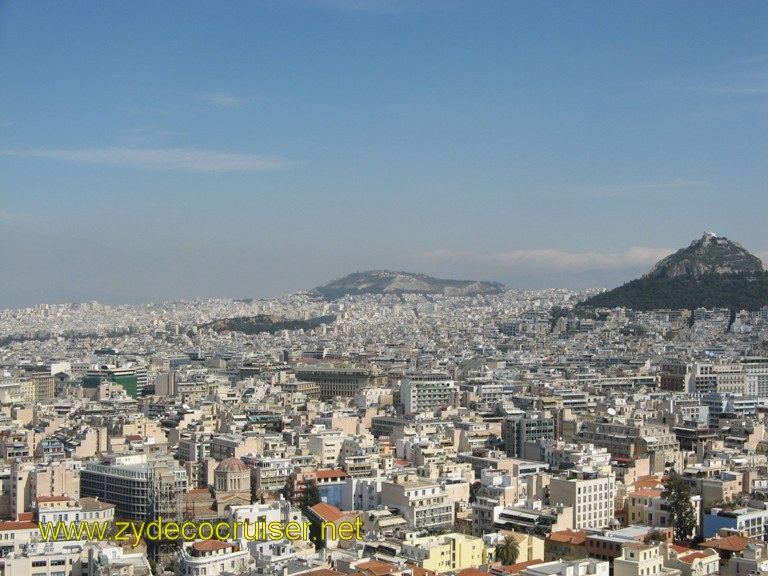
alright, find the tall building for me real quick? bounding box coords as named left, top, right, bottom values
left=549, top=470, right=616, bottom=530
left=80, top=453, right=187, bottom=522
left=83, top=365, right=148, bottom=398
left=660, top=360, right=687, bottom=392
left=400, top=373, right=457, bottom=415
left=503, top=412, right=555, bottom=458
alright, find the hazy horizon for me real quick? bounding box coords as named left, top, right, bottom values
left=2, top=2, right=766, bottom=309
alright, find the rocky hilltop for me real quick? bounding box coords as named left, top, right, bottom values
left=645, top=232, right=765, bottom=279
left=310, top=270, right=505, bottom=300
left=580, top=233, right=768, bottom=311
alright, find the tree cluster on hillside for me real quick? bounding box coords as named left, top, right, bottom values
left=580, top=272, right=768, bottom=311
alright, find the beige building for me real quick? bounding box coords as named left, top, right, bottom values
left=401, top=532, right=489, bottom=572
left=381, top=475, right=454, bottom=531
left=614, top=543, right=679, bottom=576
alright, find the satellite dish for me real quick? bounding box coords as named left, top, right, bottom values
left=607, top=408, right=617, bottom=416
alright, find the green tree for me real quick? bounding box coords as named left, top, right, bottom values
left=301, top=479, right=322, bottom=512
left=644, top=529, right=668, bottom=544
left=663, top=476, right=697, bottom=542
left=495, top=535, right=521, bottom=565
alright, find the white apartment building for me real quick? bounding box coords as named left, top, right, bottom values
left=613, top=543, right=671, bottom=576
left=549, top=471, right=616, bottom=530
left=178, top=541, right=252, bottom=576
left=743, top=357, right=768, bottom=399
left=401, top=373, right=457, bottom=415
left=307, top=430, right=344, bottom=468
left=37, top=496, right=115, bottom=527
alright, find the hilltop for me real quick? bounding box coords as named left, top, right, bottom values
left=581, top=233, right=768, bottom=311
left=645, top=232, right=764, bottom=279
left=310, top=270, right=505, bottom=300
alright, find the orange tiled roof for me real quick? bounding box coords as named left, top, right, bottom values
left=310, top=502, right=345, bottom=522
left=0, top=521, right=39, bottom=531
left=678, top=551, right=712, bottom=564
left=355, top=560, right=396, bottom=575
left=457, top=568, right=491, bottom=576
left=548, top=529, right=587, bottom=545
left=316, top=469, right=349, bottom=479
left=497, top=559, right=544, bottom=574
left=192, top=540, right=235, bottom=552
left=406, top=565, right=439, bottom=576
left=37, top=496, right=71, bottom=502
left=631, top=489, right=663, bottom=498
left=705, top=534, right=752, bottom=552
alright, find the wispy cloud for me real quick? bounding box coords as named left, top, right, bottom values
left=198, top=92, right=255, bottom=108
left=757, top=252, right=768, bottom=268
left=420, top=246, right=675, bottom=272
left=0, top=147, right=292, bottom=172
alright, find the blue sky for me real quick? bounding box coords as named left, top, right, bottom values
left=1, top=1, right=767, bottom=307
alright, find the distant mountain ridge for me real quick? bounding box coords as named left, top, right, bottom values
left=310, top=270, right=505, bottom=300
left=581, top=233, right=768, bottom=311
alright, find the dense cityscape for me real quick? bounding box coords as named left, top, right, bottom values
left=3, top=255, right=768, bottom=575
left=3, top=2, right=767, bottom=576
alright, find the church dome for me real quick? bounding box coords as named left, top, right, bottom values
left=216, top=457, right=249, bottom=473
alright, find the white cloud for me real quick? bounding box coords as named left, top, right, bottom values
left=420, top=246, right=675, bottom=272
left=0, top=147, right=292, bottom=172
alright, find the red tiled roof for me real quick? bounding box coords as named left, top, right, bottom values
left=705, top=534, right=752, bottom=552
left=497, top=559, right=544, bottom=574
left=548, top=529, right=587, bottom=545
left=37, top=496, right=71, bottom=502
left=0, top=521, right=39, bottom=531
left=678, top=551, right=712, bottom=564
left=406, top=566, right=439, bottom=576
left=316, top=469, right=349, bottom=479
left=310, top=502, right=345, bottom=523
left=457, top=569, right=491, bottom=576
left=355, top=560, right=396, bottom=575
left=192, top=540, right=235, bottom=552
left=632, top=489, right=663, bottom=497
